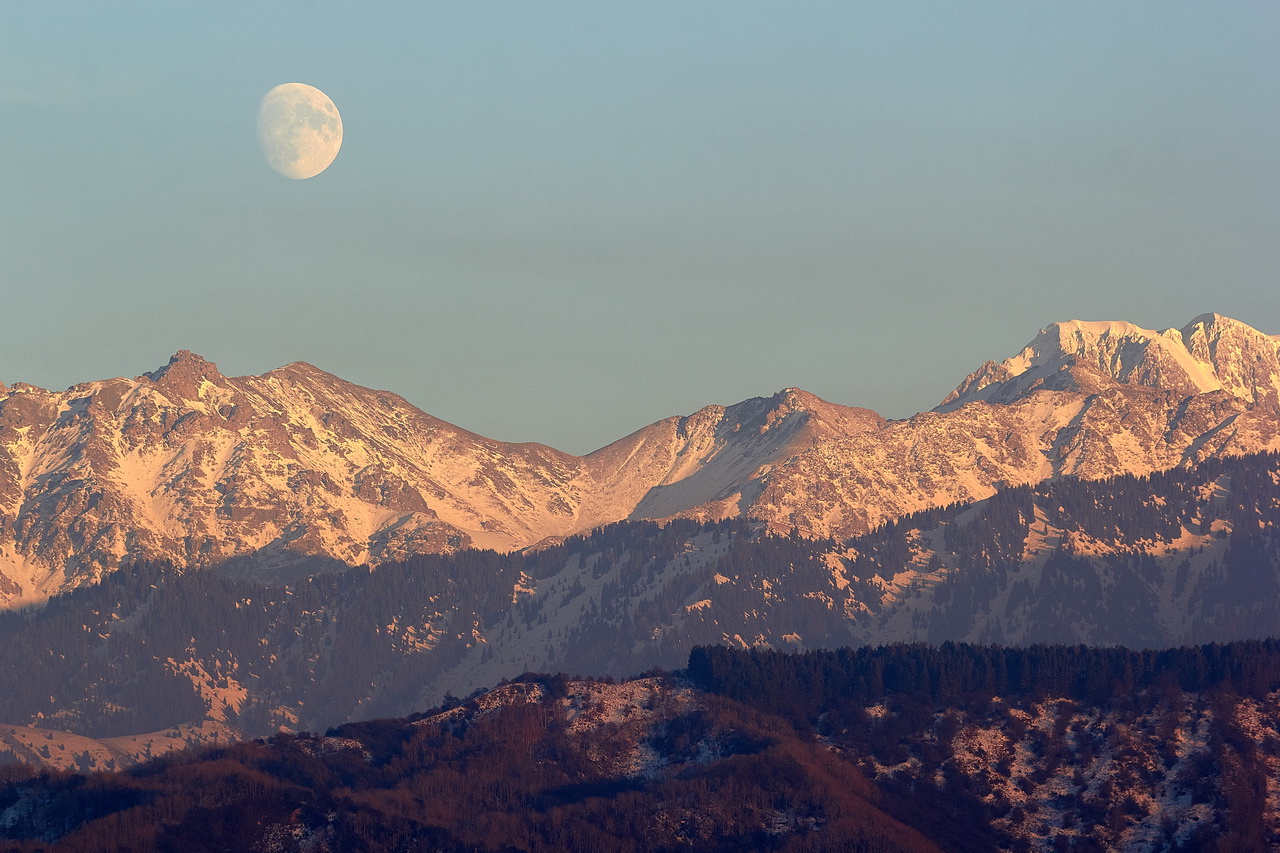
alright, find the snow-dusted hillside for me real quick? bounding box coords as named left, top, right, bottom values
left=0, top=721, right=237, bottom=773
left=1, top=313, right=1277, bottom=606
left=3, top=450, right=1279, bottom=741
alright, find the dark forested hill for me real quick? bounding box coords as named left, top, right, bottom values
left=5, top=641, right=1280, bottom=852
left=686, top=641, right=1280, bottom=852
left=0, top=674, right=945, bottom=853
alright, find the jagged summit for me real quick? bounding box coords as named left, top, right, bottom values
left=938, top=313, right=1280, bottom=411
left=144, top=349, right=220, bottom=380
left=140, top=350, right=226, bottom=402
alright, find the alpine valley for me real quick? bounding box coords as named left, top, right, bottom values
left=6, top=314, right=1280, bottom=851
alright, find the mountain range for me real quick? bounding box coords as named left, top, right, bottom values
left=5, top=311, right=1280, bottom=852
left=2, top=312, right=1278, bottom=607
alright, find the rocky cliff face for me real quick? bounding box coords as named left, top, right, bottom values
left=1, top=314, right=1277, bottom=606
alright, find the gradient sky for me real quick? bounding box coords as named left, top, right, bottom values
left=4, top=2, right=1278, bottom=453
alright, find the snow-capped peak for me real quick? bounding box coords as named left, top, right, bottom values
left=939, top=314, right=1279, bottom=411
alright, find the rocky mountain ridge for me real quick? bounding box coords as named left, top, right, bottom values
left=1, top=312, right=1277, bottom=606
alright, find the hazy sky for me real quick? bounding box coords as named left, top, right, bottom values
left=4, top=2, right=1278, bottom=453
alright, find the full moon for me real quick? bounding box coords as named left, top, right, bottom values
left=257, top=83, right=343, bottom=180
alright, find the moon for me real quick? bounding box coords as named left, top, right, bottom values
left=257, top=83, right=343, bottom=180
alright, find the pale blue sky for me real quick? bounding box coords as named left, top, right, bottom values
left=4, top=2, right=1278, bottom=453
